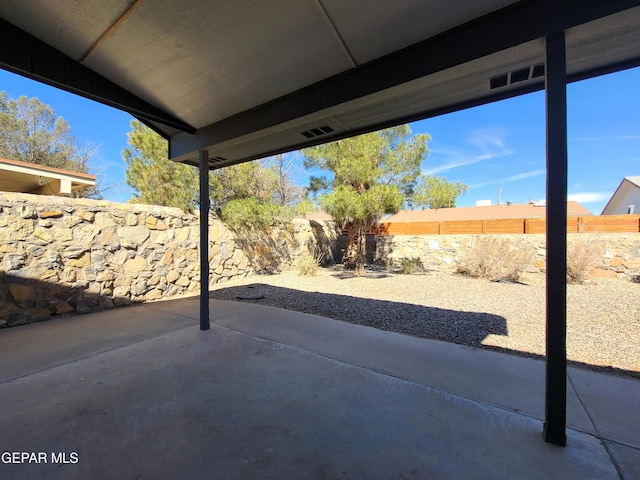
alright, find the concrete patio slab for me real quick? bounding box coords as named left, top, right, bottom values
left=0, top=296, right=638, bottom=479
left=213, top=300, right=596, bottom=435
left=568, top=366, right=640, bottom=449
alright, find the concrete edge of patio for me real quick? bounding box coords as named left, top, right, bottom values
left=0, top=296, right=638, bottom=478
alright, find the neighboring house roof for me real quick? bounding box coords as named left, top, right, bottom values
left=0, top=157, right=96, bottom=196
left=601, top=176, right=640, bottom=215
left=385, top=202, right=592, bottom=223
left=301, top=210, right=334, bottom=221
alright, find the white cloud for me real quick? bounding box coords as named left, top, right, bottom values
left=467, top=127, right=514, bottom=157
left=469, top=169, right=545, bottom=188
left=567, top=192, right=611, bottom=204
left=423, top=156, right=487, bottom=175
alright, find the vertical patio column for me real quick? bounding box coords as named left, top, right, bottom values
left=543, top=32, right=567, bottom=446
left=199, top=150, right=210, bottom=331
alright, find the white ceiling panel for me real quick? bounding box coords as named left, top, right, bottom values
left=81, top=0, right=355, bottom=127
left=1, top=0, right=640, bottom=166
left=0, top=0, right=133, bottom=59
left=322, top=0, right=520, bottom=65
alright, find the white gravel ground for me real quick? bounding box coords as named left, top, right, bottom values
left=210, top=266, right=640, bottom=376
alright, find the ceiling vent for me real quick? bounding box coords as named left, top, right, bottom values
left=489, top=64, right=545, bottom=90
left=210, top=156, right=227, bottom=163
left=300, top=125, right=335, bottom=139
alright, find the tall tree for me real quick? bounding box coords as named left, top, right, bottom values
left=0, top=92, right=99, bottom=196
left=267, top=154, right=303, bottom=207
left=412, top=175, right=468, bottom=209
left=304, top=125, right=430, bottom=275
left=124, top=120, right=198, bottom=212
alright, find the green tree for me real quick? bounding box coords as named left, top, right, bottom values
left=303, top=125, right=430, bottom=275
left=124, top=120, right=198, bottom=212
left=209, top=160, right=277, bottom=211
left=0, top=92, right=100, bottom=197
left=412, top=175, right=468, bottom=209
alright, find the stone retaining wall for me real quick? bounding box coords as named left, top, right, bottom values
left=2, top=191, right=637, bottom=328
left=371, top=233, right=640, bottom=279
left=0, top=193, right=339, bottom=327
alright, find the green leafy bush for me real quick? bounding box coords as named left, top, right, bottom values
left=400, top=257, right=421, bottom=274
left=221, top=198, right=280, bottom=229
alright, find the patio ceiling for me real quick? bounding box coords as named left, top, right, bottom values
left=1, top=1, right=640, bottom=169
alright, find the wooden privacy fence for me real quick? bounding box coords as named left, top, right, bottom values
left=368, top=214, right=640, bottom=236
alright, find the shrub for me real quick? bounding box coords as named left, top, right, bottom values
left=400, top=257, right=421, bottom=274
left=567, top=234, right=602, bottom=284
left=292, top=250, right=324, bottom=276
left=457, top=236, right=534, bottom=281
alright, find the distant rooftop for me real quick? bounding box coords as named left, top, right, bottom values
left=625, top=176, right=640, bottom=187
left=299, top=202, right=592, bottom=223
left=301, top=210, right=334, bottom=222
left=0, top=157, right=96, bottom=196
left=385, top=202, right=592, bottom=223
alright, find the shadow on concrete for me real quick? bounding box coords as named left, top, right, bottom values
left=0, top=271, right=140, bottom=328
left=211, top=282, right=640, bottom=380
left=210, top=283, right=508, bottom=348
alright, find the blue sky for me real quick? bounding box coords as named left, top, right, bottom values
left=1, top=66, right=639, bottom=214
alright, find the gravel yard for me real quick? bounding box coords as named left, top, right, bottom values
left=210, top=266, right=640, bottom=376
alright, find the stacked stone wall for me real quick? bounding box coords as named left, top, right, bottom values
left=0, top=193, right=339, bottom=327
left=2, top=191, right=637, bottom=328
left=370, top=233, right=640, bottom=279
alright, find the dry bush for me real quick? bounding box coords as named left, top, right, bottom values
left=567, top=234, right=602, bottom=284
left=400, top=257, right=422, bottom=274
left=292, top=250, right=325, bottom=276
left=457, top=236, right=535, bottom=281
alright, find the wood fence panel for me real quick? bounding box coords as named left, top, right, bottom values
left=441, top=220, right=483, bottom=234
left=567, top=217, right=579, bottom=233
left=525, top=218, right=545, bottom=234
left=405, top=222, right=440, bottom=235
left=366, top=214, right=640, bottom=235
left=484, top=218, right=525, bottom=234
left=384, top=222, right=409, bottom=235
left=579, top=214, right=640, bottom=232
left=522, top=217, right=579, bottom=234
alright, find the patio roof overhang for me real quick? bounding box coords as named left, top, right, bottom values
left=0, top=1, right=639, bottom=169
left=0, top=157, right=96, bottom=196
left=2, top=0, right=640, bottom=448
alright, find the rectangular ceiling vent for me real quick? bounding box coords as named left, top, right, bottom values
left=489, top=64, right=545, bottom=90
left=210, top=156, right=227, bottom=163
left=300, top=125, right=335, bottom=139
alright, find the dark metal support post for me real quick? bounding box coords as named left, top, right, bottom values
left=199, top=150, right=210, bottom=331
left=543, top=32, right=567, bottom=446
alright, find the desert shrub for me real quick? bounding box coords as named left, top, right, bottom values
left=292, top=250, right=325, bottom=276
left=567, top=234, right=602, bottom=284
left=400, top=257, right=421, bottom=274
left=457, top=236, right=535, bottom=281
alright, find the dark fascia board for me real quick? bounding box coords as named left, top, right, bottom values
left=176, top=78, right=548, bottom=170
left=170, top=0, right=640, bottom=163
left=0, top=17, right=195, bottom=135
left=179, top=50, right=640, bottom=171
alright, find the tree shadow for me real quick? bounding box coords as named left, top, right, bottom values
left=211, top=282, right=640, bottom=380
left=0, top=271, right=140, bottom=328
left=209, top=283, right=508, bottom=348
left=307, top=220, right=340, bottom=265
